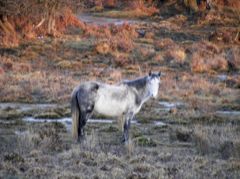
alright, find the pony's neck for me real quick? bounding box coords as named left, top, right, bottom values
left=123, top=76, right=152, bottom=105
left=139, top=87, right=152, bottom=105
left=133, top=88, right=152, bottom=113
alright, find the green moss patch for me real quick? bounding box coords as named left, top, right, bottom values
left=135, top=136, right=157, bottom=147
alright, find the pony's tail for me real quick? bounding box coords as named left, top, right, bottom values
left=71, top=88, right=80, bottom=141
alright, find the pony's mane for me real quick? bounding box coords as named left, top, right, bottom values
left=122, top=76, right=147, bottom=90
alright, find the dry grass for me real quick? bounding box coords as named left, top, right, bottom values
left=92, top=0, right=159, bottom=18
left=0, top=7, right=84, bottom=47
left=188, top=40, right=220, bottom=57
left=153, top=52, right=164, bottom=62
left=154, top=38, right=176, bottom=50
left=77, top=22, right=138, bottom=67
left=184, top=0, right=199, bottom=12
left=191, top=53, right=228, bottom=73
left=209, top=0, right=240, bottom=9
left=225, top=46, right=240, bottom=70
left=56, top=60, right=82, bottom=70
left=159, top=70, right=238, bottom=116
left=154, top=38, right=187, bottom=65
left=97, top=8, right=158, bottom=18
left=95, top=41, right=111, bottom=55
left=193, top=124, right=240, bottom=159
left=1, top=120, right=240, bottom=179
left=164, top=47, right=186, bottom=64
left=0, top=69, right=77, bottom=103
left=85, top=23, right=137, bottom=56
left=188, top=40, right=229, bottom=73
left=209, top=27, right=239, bottom=44
left=0, top=1, right=240, bottom=178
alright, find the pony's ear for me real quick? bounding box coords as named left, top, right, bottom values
left=158, top=72, right=161, bottom=77
left=149, top=71, right=152, bottom=76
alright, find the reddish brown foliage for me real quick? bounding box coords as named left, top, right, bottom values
left=55, top=8, right=86, bottom=33
left=113, top=56, right=129, bottom=67
left=154, top=38, right=176, bottom=50
left=83, top=0, right=118, bottom=8
left=0, top=67, right=5, bottom=76
left=190, top=41, right=220, bottom=56
left=164, top=48, right=186, bottom=64
left=123, top=0, right=159, bottom=16
left=14, top=63, right=32, bottom=74
left=2, top=61, right=13, bottom=72
left=103, top=0, right=118, bottom=8
left=189, top=41, right=229, bottom=73
left=191, top=53, right=228, bottom=73
left=209, top=28, right=240, bottom=44
left=85, top=0, right=158, bottom=12
left=110, top=24, right=137, bottom=52
left=209, top=0, right=240, bottom=9
left=95, top=42, right=111, bottom=54
left=91, top=23, right=137, bottom=54
left=0, top=1, right=84, bottom=47
left=0, top=17, right=19, bottom=46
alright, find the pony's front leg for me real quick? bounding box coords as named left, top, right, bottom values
left=122, top=112, right=134, bottom=143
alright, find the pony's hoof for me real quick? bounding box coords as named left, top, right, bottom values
left=121, top=137, right=128, bottom=144
left=77, top=135, right=86, bottom=143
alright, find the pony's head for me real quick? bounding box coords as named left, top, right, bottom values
left=147, top=71, right=161, bottom=99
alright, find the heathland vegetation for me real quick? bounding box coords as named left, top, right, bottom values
left=0, top=0, right=239, bottom=178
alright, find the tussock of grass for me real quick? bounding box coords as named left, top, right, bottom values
left=95, top=41, right=111, bottom=54
left=133, top=163, right=153, bottom=173
left=169, top=126, right=193, bottom=142
left=164, top=48, right=186, bottom=64
left=0, top=108, right=24, bottom=120
left=191, top=53, right=228, bottom=73
left=4, top=153, right=24, bottom=163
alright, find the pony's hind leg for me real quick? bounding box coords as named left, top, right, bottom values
left=78, top=110, right=87, bottom=140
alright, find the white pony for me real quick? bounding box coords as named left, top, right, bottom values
left=71, top=72, right=161, bottom=143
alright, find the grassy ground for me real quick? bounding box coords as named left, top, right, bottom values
left=0, top=1, right=240, bottom=178
left=0, top=118, right=240, bottom=178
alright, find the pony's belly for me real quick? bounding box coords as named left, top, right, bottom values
left=94, top=99, right=127, bottom=117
